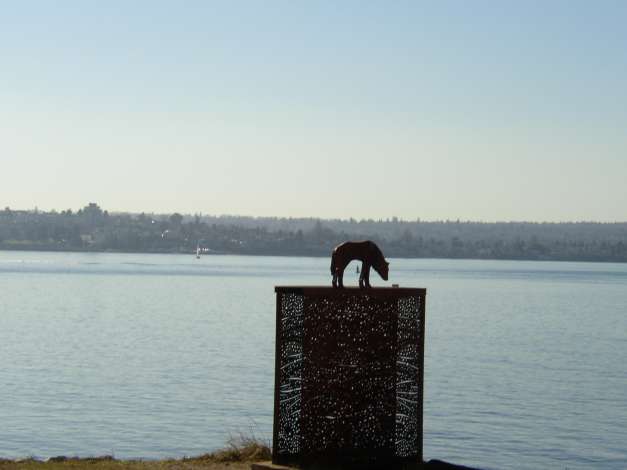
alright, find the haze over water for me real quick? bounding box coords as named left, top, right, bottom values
left=1, top=251, right=626, bottom=469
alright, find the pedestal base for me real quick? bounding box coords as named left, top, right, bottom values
left=251, top=462, right=423, bottom=470
left=273, top=287, right=426, bottom=468
left=252, top=461, right=479, bottom=470
left=251, top=462, right=297, bottom=470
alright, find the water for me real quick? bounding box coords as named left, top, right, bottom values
left=1, top=251, right=626, bottom=469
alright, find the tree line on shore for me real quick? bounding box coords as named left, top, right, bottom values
left=1, top=203, right=626, bottom=262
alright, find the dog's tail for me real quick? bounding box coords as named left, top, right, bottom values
left=330, top=251, right=336, bottom=274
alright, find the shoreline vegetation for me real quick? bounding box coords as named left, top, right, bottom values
left=0, top=438, right=271, bottom=470
left=1, top=203, right=626, bottom=263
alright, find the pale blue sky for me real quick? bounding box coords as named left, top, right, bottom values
left=1, top=1, right=626, bottom=221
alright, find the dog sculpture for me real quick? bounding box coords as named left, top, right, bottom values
left=330, top=240, right=389, bottom=288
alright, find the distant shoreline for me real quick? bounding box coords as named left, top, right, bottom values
left=2, top=205, right=625, bottom=263
left=1, top=245, right=625, bottom=264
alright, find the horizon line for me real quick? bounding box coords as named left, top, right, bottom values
left=4, top=204, right=626, bottom=225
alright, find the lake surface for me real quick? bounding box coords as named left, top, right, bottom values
left=1, top=251, right=626, bottom=469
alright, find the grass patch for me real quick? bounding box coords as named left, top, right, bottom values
left=0, top=437, right=271, bottom=470
left=191, top=435, right=271, bottom=463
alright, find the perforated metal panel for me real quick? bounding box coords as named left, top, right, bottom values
left=273, top=287, right=426, bottom=468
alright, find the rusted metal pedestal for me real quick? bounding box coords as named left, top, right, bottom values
left=273, top=287, right=426, bottom=470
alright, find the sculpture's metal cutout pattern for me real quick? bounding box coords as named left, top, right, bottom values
left=395, top=295, right=422, bottom=458
left=276, top=292, right=304, bottom=455
left=301, top=293, right=397, bottom=463
left=273, top=287, right=426, bottom=468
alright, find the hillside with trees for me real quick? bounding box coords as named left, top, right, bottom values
left=1, top=203, right=626, bottom=262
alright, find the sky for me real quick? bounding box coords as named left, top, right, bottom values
left=1, top=1, right=626, bottom=222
